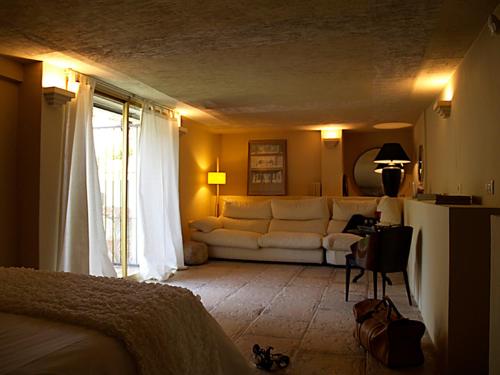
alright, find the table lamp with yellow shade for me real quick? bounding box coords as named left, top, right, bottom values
left=208, top=157, right=226, bottom=216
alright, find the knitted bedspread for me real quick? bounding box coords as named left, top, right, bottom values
left=0, top=267, right=252, bottom=375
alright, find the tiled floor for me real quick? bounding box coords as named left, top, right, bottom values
left=164, top=261, right=439, bottom=374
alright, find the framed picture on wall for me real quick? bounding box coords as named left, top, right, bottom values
left=247, top=140, right=287, bottom=195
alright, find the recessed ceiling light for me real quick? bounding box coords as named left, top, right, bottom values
left=373, top=122, right=413, bottom=130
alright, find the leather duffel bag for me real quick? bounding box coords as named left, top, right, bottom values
left=353, top=296, right=426, bottom=368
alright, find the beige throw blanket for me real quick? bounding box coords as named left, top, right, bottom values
left=0, top=267, right=252, bottom=375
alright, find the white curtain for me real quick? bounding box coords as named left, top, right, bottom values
left=57, top=76, right=116, bottom=277
left=138, top=106, right=184, bottom=280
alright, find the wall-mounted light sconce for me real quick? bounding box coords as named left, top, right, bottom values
left=433, top=100, right=452, bottom=118
left=42, top=64, right=79, bottom=105
left=321, top=129, right=341, bottom=148
left=43, top=86, right=75, bottom=105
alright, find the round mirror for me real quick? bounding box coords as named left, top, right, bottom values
left=353, top=148, right=383, bottom=196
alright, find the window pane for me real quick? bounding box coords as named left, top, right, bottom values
left=93, top=95, right=123, bottom=265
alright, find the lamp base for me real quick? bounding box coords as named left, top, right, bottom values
left=382, top=167, right=402, bottom=197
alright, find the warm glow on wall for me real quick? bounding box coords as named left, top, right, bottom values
left=442, top=81, right=454, bottom=101
left=321, top=129, right=342, bottom=140
left=176, top=107, right=192, bottom=117
left=42, top=62, right=67, bottom=90
left=42, top=62, right=80, bottom=94
left=413, top=72, right=454, bottom=93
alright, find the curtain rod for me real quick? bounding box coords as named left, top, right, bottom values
left=79, top=71, right=177, bottom=114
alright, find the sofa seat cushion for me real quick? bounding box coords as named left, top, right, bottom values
left=258, top=231, right=322, bottom=249
left=322, top=233, right=362, bottom=251
left=222, top=217, right=270, bottom=234
left=271, top=197, right=329, bottom=220
left=269, top=219, right=328, bottom=235
left=191, top=229, right=260, bottom=250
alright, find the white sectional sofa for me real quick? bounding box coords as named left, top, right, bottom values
left=189, top=195, right=402, bottom=265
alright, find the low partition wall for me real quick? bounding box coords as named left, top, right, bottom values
left=405, top=200, right=500, bottom=374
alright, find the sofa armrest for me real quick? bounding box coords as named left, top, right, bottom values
left=189, top=216, right=223, bottom=233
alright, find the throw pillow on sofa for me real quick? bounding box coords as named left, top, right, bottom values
left=189, top=216, right=223, bottom=233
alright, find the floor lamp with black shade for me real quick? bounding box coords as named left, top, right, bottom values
left=373, top=143, right=411, bottom=197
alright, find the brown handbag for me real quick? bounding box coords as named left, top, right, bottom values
left=353, top=297, right=426, bottom=368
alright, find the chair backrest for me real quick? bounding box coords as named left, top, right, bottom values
left=355, top=226, right=413, bottom=273
left=376, top=226, right=413, bottom=273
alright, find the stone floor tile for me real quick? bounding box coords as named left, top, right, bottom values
left=310, top=308, right=356, bottom=333
left=297, top=266, right=335, bottom=279
left=280, top=285, right=325, bottom=300
left=211, top=300, right=265, bottom=321
left=300, top=328, right=365, bottom=357
left=251, top=274, right=296, bottom=287
left=288, top=351, right=365, bottom=375
left=245, top=316, right=310, bottom=339
left=264, top=298, right=318, bottom=322
left=228, top=284, right=283, bottom=306
left=289, top=276, right=330, bottom=289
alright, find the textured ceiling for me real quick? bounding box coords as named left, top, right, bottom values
left=0, top=0, right=497, bottom=131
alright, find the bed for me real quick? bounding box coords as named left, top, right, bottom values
left=0, top=267, right=252, bottom=375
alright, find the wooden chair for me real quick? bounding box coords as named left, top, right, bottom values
left=345, top=226, right=413, bottom=305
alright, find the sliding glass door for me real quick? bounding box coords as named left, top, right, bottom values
left=92, top=94, right=141, bottom=277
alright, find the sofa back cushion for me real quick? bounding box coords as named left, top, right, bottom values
left=221, top=217, right=270, bottom=234
left=223, top=200, right=272, bottom=219
left=271, top=197, right=329, bottom=220
left=331, top=199, right=378, bottom=221
left=377, top=196, right=403, bottom=225
left=326, top=219, right=348, bottom=234
left=269, top=219, right=328, bottom=235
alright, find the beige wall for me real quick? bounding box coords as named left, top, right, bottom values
left=321, top=139, right=343, bottom=196
left=220, top=130, right=322, bottom=196
left=414, top=19, right=500, bottom=206
left=17, top=61, right=43, bottom=268
left=179, top=119, right=220, bottom=239
left=0, top=57, right=42, bottom=268
left=39, top=98, right=66, bottom=270
left=0, top=74, right=20, bottom=266
left=343, top=129, right=414, bottom=196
